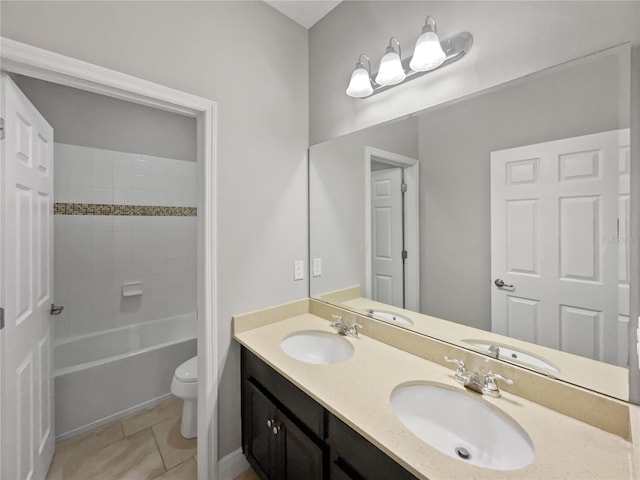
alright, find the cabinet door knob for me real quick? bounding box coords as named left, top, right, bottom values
left=272, top=425, right=280, bottom=435
left=267, top=419, right=273, bottom=428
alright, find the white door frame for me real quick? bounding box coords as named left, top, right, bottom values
left=0, top=37, right=219, bottom=480
left=364, top=146, right=420, bottom=312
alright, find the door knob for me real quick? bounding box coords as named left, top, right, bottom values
left=494, top=279, right=514, bottom=289
left=50, top=304, right=64, bottom=315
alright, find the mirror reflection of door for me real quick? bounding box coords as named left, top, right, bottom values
left=371, top=166, right=405, bottom=307
left=490, top=129, right=630, bottom=367
left=365, top=147, right=420, bottom=312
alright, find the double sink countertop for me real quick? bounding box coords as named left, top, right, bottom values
left=233, top=301, right=635, bottom=480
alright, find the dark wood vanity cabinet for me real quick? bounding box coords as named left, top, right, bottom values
left=245, top=382, right=324, bottom=480
left=241, top=347, right=418, bottom=480
left=327, top=414, right=417, bottom=480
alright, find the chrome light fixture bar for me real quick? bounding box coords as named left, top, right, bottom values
left=346, top=16, right=473, bottom=99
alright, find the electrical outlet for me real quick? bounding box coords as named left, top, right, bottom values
left=294, top=260, right=304, bottom=281
left=313, top=258, right=322, bottom=277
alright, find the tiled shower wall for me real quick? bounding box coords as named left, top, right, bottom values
left=53, top=143, right=197, bottom=343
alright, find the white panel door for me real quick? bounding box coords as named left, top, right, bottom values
left=491, top=130, right=627, bottom=366
left=371, top=168, right=403, bottom=307
left=1, top=74, right=55, bottom=480
left=617, top=130, right=631, bottom=366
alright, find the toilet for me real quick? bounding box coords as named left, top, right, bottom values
left=171, top=356, right=198, bottom=439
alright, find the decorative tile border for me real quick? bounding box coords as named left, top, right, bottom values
left=54, top=203, right=197, bottom=217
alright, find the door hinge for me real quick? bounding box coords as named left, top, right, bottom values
left=0, top=117, right=5, bottom=141
left=401, top=250, right=408, bottom=260
left=0, top=307, right=4, bottom=330
left=401, top=183, right=407, bottom=193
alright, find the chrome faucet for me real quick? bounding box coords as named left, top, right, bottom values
left=331, top=314, right=362, bottom=337
left=488, top=344, right=500, bottom=359
left=444, top=357, right=513, bottom=397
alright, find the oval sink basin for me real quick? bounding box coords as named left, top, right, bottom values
left=281, top=331, right=354, bottom=365
left=366, top=309, right=413, bottom=327
left=391, top=384, right=534, bottom=470
left=463, top=340, right=559, bottom=374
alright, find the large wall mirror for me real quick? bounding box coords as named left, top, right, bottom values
left=309, top=46, right=633, bottom=401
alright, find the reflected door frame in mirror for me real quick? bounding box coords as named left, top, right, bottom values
left=364, top=147, right=420, bottom=311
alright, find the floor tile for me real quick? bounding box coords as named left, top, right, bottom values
left=47, top=421, right=125, bottom=479
left=45, top=454, right=63, bottom=480
left=57, top=421, right=125, bottom=459
left=122, top=397, right=182, bottom=437
left=152, top=415, right=197, bottom=470
left=59, top=428, right=165, bottom=480
left=152, top=457, right=197, bottom=480
left=234, top=468, right=260, bottom=480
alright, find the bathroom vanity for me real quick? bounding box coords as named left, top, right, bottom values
left=242, top=348, right=417, bottom=479
left=234, top=299, right=635, bottom=480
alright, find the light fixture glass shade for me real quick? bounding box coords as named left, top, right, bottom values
left=375, top=50, right=406, bottom=86
left=346, top=65, right=373, bottom=98
left=410, top=31, right=446, bottom=72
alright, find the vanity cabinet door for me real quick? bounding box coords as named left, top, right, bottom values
left=245, top=382, right=279, bottom=479
left=280, top=413, right=324, bottom=480
left=244, top=380, right=324, bottom=480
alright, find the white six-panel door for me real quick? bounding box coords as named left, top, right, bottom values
left=491, top=129, right=629, bottom=366
left=617, top=131, right=631, bottom=366
left=371, top=167, right=404, bottom=307
left=1, top=74, right=55, bottom=480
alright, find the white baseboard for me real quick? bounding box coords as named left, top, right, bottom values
left=56, top=392, right=175, bottom=442
left=218, top=448, right=251, bottom=480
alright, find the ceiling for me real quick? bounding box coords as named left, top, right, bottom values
left=264, top=1, right=342, bottom=29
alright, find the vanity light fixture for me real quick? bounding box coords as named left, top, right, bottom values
left=345, top=54, right=374, bottom=98
left=345, top=16, right=473, bottom=99
left=375, top=37, right=406, bottom=86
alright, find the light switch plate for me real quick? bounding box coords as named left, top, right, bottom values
left=313, top=258, right=322, bottom=277
left=294, top=260, right=304, bottom=281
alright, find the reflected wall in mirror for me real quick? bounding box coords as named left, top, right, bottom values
left=309, top=46, right=632, bottom=401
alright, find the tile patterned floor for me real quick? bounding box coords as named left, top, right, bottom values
left=47, top=397, right=194, bottom=480
left=233, top=469, right=260, bottom=480
left=46, top=396, right=259, bottom=480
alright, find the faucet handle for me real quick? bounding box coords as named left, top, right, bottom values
left=485, top=371, right=513, bottom=385
left=482, top=371, right=513, bottom=397
left=330, top=314, right=343, bottom=325
left=444, top=356, right=466, bottom=375
left=346, top=321, right=362, bottom=337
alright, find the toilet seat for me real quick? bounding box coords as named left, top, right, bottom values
left=175, top=356, right=197, bottom=383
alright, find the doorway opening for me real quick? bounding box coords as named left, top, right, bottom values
left=364, top=147, right=419, bottom=312
left=0, top=38, right=218, bottom=480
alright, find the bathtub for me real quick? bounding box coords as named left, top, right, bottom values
left=54, top=313, right=197, bottom=441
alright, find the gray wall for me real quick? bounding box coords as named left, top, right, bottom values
left=310, top=1, right=640, bottom=143
left=0, top=0, right=309, bottom=459
left=419, top=49, right=629, bottom=330
left=310, top=117, right=418, bottom=295
left=11, top=75, right=197, bottom=161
